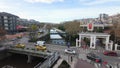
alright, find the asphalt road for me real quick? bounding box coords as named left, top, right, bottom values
left=3, top=32, right=120, bottom=68
left=95, top=52, right=120, bottom=65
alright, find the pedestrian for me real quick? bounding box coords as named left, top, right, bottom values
left=71, top=56, right=73, bottom=62
left=67, top=42, right=70, bottom=48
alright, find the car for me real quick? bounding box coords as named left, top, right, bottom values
left=35, top=41, right=46, bottom=51
left=103, top=51, right=117, bottom=56
left=15, top=43, right=25, bottom=48
left=64, top=49, right=76, bottom=54
left=35, top=46, right=46, bottom=51
left=35, top=41, right=45, bottom=46
left=86, top=53, right=102, bottom=63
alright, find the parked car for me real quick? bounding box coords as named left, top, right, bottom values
left=64, top=49, right=76, bottom=54
left=86, top=53, right=102, bottom=63
left=103, top=51, right=117, bottom=56
left=15, top=43, right=25, bottom=48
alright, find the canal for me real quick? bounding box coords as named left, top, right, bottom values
left=0, top=53, right=46, bottom=68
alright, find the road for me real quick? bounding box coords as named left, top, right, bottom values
left=46, top=44, right=120, bottom=68
left=46, top=44, right=96, bottom=68
left=2, top=30, right=120, bottom=68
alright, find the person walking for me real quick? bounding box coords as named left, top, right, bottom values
left=71, top=56, right=73, bottom=62
left=67, top=42, right=70, bottom=48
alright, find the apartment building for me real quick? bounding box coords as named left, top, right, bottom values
left=0, top=12, right=19, bottom=34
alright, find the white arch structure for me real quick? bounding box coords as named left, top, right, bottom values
left=76, top=33, right=113, bottom=50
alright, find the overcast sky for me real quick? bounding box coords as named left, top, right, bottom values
left=0, top=0, right=120, bottom=23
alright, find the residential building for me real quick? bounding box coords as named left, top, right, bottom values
left=0, top=12, right=19, bottom=34
left=80, top=14, right=112, bottom=32
left=99, top=13, right=109, bottom=22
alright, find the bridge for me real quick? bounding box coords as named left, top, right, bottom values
left=7, top=47, right=52, bottom=58
left=0, top=46, right=60, bottom=68
left=7, top=46, right=53, bottom=63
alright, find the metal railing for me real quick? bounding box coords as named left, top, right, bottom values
left=34, top=52, right=60, bottom=68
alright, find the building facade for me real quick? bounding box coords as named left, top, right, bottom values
left=0, top=12, right=19, bottom=34
left=80, top=14, right=112, bottom=32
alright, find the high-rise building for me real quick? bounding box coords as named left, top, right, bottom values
left=99, top=13, right=109, bottom=22
left=0, top=12, right=19, bottom=34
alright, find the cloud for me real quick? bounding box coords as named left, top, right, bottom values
left=79, top=0, right=120, bottom=5
left=0, top=0, right=22, bottom=11
left=25, top=6, right=120, bottom=23
left=24, top=0, right=64, bottom=3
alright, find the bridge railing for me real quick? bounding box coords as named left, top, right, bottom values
left=34, top=52, right=60, bottom=68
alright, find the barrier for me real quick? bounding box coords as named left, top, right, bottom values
left=34, top=52, right=60, bottom=68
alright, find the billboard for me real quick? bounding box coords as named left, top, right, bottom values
left=87, top=23, right=94, bottom=31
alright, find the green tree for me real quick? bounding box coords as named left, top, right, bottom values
left=29, top=24, right=38, bottom=42
left=58, top=25, right=65, bottom=31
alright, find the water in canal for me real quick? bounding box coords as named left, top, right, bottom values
left=0, top=53, right=45, bottom=68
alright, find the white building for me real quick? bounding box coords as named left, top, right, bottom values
left=50, top=29, right=66, bottom=45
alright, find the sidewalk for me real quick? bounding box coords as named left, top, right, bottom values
left=53, top=58, right=63, bottom=68
left=71, top=57, right=77, bottom=68
left=74, top=59, right=95, bottom=68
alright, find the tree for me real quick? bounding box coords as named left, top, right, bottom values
left=58, top=25, right=65, bottom=31
left=0, top=27, right=6, bottom=36
left=59, top=20, right=82, bottom=46
left=28, top=24, right=38, bottom=42
left=111, top=16, right=120, bottom=43
left=0, top=27, right=6, bottom=41
left=64, top=20, right=81, bottom=35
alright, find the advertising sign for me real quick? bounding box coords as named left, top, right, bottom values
left=87, top=23, right=94, bottom=31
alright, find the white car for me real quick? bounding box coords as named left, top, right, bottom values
left=64, top=49, right=76, bottom=54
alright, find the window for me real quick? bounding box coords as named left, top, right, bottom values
left=4, top=20, right=8, bottom=23
left=10, top=27, right=13, bottom=30
left=4, top=16, right=7, bottom=19
left=5, top=27, right=8, bottom=30
left=4, top=23, right=8, bottom=26
left=10, top=17, right=12, bottom=19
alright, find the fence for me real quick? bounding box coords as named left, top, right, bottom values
left=34, top=52, right=60, bottom=68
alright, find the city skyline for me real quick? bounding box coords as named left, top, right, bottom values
left=0, top=0, right=120, bottom=23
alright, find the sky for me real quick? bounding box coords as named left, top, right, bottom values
left=0, top=0, right=120, bottom=23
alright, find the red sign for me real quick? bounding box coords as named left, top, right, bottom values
left=87, top=23, right=93, bottom=31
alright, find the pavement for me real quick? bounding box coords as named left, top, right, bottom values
left=75, top=59, right=95, bottom=68
left=53, top=58, right=63, bottom=68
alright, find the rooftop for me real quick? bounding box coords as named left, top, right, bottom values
left=0, top=12, right=19, bottom=18
left=50, top=34, right=62, bottom=39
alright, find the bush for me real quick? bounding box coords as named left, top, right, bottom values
left=58, top=60, right=70, bottom=68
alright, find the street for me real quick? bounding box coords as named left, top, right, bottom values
left=2, top=33, right=120, bottom=68
left=46, top=44, right=120, bottom=68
